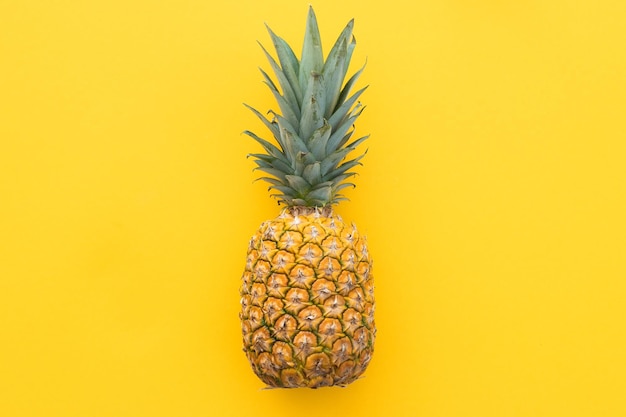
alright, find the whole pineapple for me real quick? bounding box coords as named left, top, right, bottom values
left=240, top=7, right=375, bottom=388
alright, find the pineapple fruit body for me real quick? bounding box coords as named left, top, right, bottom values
left=240, top=207, right=375, bottom=388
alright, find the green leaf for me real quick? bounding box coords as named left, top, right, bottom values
left=251, top=159, right=272, bottom=169
left=330, top=195, right=349, bottom=204
left=346, top=33, right=356, bottom=71
left=243, top=130, right=287, bottom=163
left=327, top=171, right=357, bottom=185
left=297, top=149, right=317, bottom=165
left=244, top=104, right=280, bottom=141
left=259, top=68, right=299, bottom=128
left=322, top=19, right=353, bottom=117
left=306, top=185, right=332, bottom=204
left=299, top=71, right=325, bottom=141
left=302, top=162, right=322, bottom=185
left=258, top=42, right=300, bottom=119
left=247, top=152, right=274, bottom=163
left=310, top=180, right=334, bottom=189
left=330, top=106, right=367, bottom=151
left=307, top=121, right=332, bottom=160
left=254, top=166, right=288, bottom=181
left=344, top=134, right=369, bottom=151
left=293, top=151, right=305, bottom=176
left=249, top=154, right=293, bottom=176
left=256, top=176, right=284, bottom=187
left=299, top=6, right=324, bottom=93
left=336, top=61, right=366, bottom=109
left=334, top=182, right=356, bottom=192
left=265, top=24, right=303, bottom=104
left=285, top=175, right=310, bottom=194
left=276, top=116, right=308, bottom=161
left=327, top=86, right=367, bottom=132
left=324, top=158, right=362, bottom=182
left=291, top=198, right=307, bottom=206
left=320, top=147, right=352, bottom=176
left=270, top=184, right=297, bottom=196
left=294, top=151, right=316, bottom=177
left=326, top=114, right=359, bottom=154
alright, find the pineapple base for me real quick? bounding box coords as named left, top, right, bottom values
left=240, top=207, right=375, bottom=388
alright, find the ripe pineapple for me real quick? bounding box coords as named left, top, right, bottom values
left=240, top=7, right=375, bottom=388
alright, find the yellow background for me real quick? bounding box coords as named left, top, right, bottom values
left=1, top=0, right=625, bottom=416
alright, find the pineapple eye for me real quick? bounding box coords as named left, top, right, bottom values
left=263, top=226, right=276, bottom=239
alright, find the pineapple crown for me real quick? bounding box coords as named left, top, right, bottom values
left=244, top=6, right=368, bottom=207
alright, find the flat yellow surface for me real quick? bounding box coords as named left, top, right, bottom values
left=1, top=0, right=625, bottom=416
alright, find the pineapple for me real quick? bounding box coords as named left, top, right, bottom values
left=240, top=7, right=375, bottom=388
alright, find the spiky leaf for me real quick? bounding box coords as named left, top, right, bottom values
left=299, top=71, right=325, bottom=140
left=265, top=24, right=303, bottom=103
left=298, top=7, right=324, bottom=93
left=323, top=20, right=354, bottom=116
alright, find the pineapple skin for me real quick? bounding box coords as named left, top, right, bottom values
left=240, top=207, right=375, bottom=388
